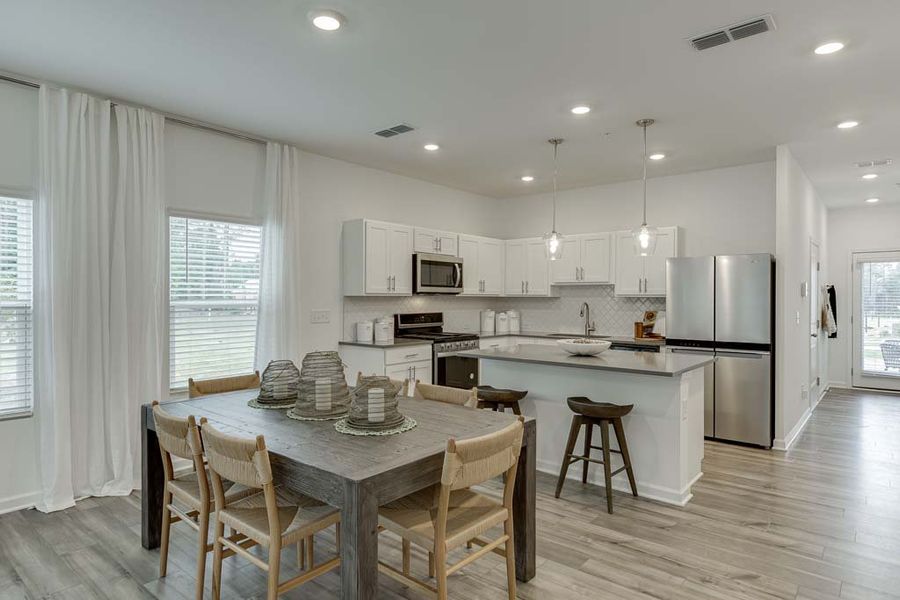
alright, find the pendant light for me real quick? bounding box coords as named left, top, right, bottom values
left=633, top=119, right=658, bottom=256
left=543, top=138, right=564, bottom=261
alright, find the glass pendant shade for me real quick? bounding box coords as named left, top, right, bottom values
left=544, top=231, right=564, bottom=260
left=632, top=224, right=658, bottom=256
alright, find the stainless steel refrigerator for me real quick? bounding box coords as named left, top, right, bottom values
left=666, top=254, right=775, bottom=448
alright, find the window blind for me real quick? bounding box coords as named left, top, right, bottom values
left=169, top=216, right=262, bottom=390
left=860, top=259, right=900, bottom=375
left=0, top=196, right=33, bottom=417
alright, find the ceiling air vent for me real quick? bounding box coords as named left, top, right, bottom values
left=375, top=123, right=415, bottom=138
left=855, top=159, right=893, bottom=168
left=690, top=14, right=776, bottom=51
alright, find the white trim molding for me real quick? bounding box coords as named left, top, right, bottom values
left=0, top=490, right=41, bottom=515
left=773, top=407, right=812, bottom=451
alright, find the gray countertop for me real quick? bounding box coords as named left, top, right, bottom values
left=338, top=339, right=431, bottom=349
left=457, top=344, right=711, bottom=377
left=478, top=331, right=665, bottom=347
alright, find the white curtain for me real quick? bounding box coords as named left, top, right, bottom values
left=255, top=143, right=304, bottom=371
left=34, top=87, right=165, bottom=512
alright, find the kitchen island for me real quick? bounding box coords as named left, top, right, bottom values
left=457, top=344, right=713, bottom=506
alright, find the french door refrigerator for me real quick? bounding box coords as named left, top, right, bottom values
left=666, top=254, right=775, bottom=448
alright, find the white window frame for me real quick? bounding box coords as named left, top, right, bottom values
left=0, top=190, right=34, bottom=420
left=165, top=209, right=263, bottom=394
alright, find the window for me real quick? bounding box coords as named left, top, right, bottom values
left=0, top=196, right=33, bottom=418
left=169, top=216, right=262, bottom=390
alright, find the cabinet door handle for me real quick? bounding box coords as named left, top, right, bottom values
left=392, top=275, right=396, bottom=291
left=388, top=275, right=392, bottom=290
left=526, top=281, right=529, bottom=294
left=413, top=365, right=417, bottom=380
left=404, top=353, right=418, bottom=359
left=521, top=281, right=524, bottom=294
left=575, top=267, right=579, bottom=280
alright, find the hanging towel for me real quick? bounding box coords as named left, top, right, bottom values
left=824, top=285, right=837, bottom=338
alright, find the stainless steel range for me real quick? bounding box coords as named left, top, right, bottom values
left=394, top=312, right=479, bottom=388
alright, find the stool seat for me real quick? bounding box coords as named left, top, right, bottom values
left=477, top=386, right=528, bottom=403
left=566, top=397, right=633, bottom=419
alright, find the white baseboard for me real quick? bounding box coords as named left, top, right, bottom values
left=773, top=407, right=812, bottom=451
left=828, top=380, right=849, bottom=389
left=0, top=490, right=41, bottom=515
left=536, top=458, right=699, bottom=507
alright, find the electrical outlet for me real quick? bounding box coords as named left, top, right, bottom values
left=310, top=310, right=330, bottom=324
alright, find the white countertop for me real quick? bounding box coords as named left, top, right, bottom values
left=457, top=344, right=711, bottom=377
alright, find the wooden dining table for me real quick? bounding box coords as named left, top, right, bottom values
left=141, top=390, right=536, bottom=599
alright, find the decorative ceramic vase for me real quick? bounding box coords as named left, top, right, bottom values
left=347, top=375, right=405, bottom=431
left=290, top=351, right=351, bottom=420
left=256, top=360, right=300, bottom=407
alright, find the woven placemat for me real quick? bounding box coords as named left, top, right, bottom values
left=286, top=407, right=346, bottom=422
left=334, top=416, right=417, bottom=436
left=248, top=398, right=295, bottom=410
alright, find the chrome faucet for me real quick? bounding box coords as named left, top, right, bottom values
left=580, top=302, right=596, bottom=338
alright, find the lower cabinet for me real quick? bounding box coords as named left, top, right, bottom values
left=339, top=343, right=432, bottom=395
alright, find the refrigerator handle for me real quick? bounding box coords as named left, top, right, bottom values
left=716, top=350, right=769, bottom=358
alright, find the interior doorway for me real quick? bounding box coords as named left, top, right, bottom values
left=852, top=251, right=900, bottom=391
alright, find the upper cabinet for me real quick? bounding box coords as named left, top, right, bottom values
left=505, top=238, right=553, bottom=296
left=458, top=234, right=505, bottom=295
left=414, top=227, right=458, bottom=256
left=550, top=232, right=612, bottom=285
left=613, top=226, right=679, bottom=296
left=342, top=219, right=414, bottom=296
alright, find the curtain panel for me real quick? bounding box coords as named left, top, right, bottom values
left=34, top=87, right=165, bottom=512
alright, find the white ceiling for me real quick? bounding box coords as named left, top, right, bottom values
left=1, top=0, right=898, bottom=204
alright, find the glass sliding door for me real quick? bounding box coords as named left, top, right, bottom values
left=852, top=251, right=900, bottom=391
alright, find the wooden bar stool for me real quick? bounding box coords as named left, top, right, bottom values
left=476, top=385, right=527, bottom=415
left=554, top=396, right=638, bottom=513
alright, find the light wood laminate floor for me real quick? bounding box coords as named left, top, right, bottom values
left=2, top=387, right=900, bottom=599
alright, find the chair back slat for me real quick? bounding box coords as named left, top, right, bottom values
left=153, top=403, right=201, bottom=461
left=188, top=371, right=261, bottom=398
left=441, top=418, right=524, bottom=491
left=201, top=423, right=272, bottom=489
left=414, top=382, right=477, bottom=408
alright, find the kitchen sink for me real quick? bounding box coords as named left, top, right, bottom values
left=547, top=333, right=610, bottom=339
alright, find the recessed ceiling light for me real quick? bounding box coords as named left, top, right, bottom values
left=310, top=10, right=344, bottom=31
left=520, top=175, right=534, bottom=182
left=862, top=173, right=878, bottom=180
left=649, top=153, right=666, bottom=161
left=570, top=105, right=591, bottom=115
left=865, top=197, right=880, bottom=204
left=814, top=41, right=844, bottom=55
left=837, top=120, right=859, bottom=129
left=423, top=143, right=440, bottom=152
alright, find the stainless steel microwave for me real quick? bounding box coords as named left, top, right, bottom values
left=413, top=253, right=463, bottom=294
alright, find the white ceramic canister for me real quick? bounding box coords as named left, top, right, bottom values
left=374, top=317, right=394, bottom=343
left=495, top=311, right=509, bottom=335
left=356, top=321, right=374, bottom=343
left=507, top=309, right=520, bottom=334
left=481, top=309, right=496, bottom=334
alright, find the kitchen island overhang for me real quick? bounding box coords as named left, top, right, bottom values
left=459, top=344, right=713, bottom=506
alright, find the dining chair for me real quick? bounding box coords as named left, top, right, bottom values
left=413, top=381, right=478, bottom=408
left=377, top=417, right=525, bottom=600
left=151, top=401, right=255, bottom=600
left=188, top=371, right=261, bottom=398
left=201, top=423, right=341, bottom=600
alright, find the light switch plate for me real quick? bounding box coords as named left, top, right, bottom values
left=310, top=310, right=331, bottom=324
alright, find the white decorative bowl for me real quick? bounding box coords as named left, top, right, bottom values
left=556, top=338, right=612, bottom=356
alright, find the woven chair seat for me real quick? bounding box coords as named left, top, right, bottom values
left=167, top=469, right=255, bottom=510
left=379, top=487, right=507, bottom=552
left=566, top=396, right=633, bottom=419
left=218, top=487, right=339, bottom=548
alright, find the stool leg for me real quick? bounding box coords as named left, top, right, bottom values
left=510, top=401, right=522, bottom=416
left=613, top=417, right=638, bottom=497
left=555, top=416, right=581, bottom=498
left=599, top=419, right=614, bottom=514
left=582, top=421, right=593, bottom=484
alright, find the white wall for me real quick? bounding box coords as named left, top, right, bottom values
left=827, top=204, right=900, bottom=387
left=0, top=80, right=41, bottom=512
left=494, top=162, right=776, bottom=257
left=773, top=145, right=828, bottom=450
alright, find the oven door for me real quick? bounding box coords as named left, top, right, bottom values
left=415, top=253, right=463, bottom=294
left=436, top=354, right=479, bottom=389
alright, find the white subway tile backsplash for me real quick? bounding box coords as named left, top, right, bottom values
left=343, top=286, right=665, bottom=339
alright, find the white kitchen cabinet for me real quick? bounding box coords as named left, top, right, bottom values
left=613, top=226, right=679, bottom=297
left=459, top=234, right=505, bottom=295
left=479, top=336, right=516, bottom=350
left=505, top=238, right=552, bottom=296
left=340, top=343, right=432, bottom=395
left=550, top=233, right=611, bottom=285
left=414, top=227, right=458, bottom=256
left=342, top=219, right=414, bottom=296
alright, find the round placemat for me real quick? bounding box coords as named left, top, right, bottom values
left=334, top=416, right=417, bottom=436
left=248, top=398, right=295, bottom=410
left=286, top=407, right=346, bottom=421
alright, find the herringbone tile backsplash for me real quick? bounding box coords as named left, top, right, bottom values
left=343, top=286, right=665, bottom=340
